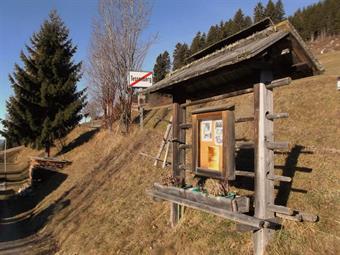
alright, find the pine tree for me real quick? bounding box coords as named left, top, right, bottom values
left=265, top=0, right=277, bottom=22
left=232, top=9, right=252, bottom=33
left=254, top=2, right=266, bottom=23
left=190, top=32, right=204, bottom=55
left=173, top=43, right=190, bottom=70
left=153, top=51, right=171, bottom=83
left=0, top=10, right=85, bottom=156
left=245, top=16, right=253, bottom=27
left=207, top=25, right=219, bottom=46
left=222, top=19, right=234, bottom=38
left=275, top=0, right=285, bottom=23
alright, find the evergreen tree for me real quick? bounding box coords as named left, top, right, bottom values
left=173, top=43, right=190, bottom=70
left=265, top=0, right=277, bottom=22
left=290, top=0, right=340, bottom=41
left=207, top=25, right=219, bottom=46
left=254, top=2, right=266, bottom=23
left=245, top=16, right=253, bottom=27
left=153, top=51, right=171, bottom=83
left=275, top=0, right=285, bottom=22
left=190, top=32, right=205, bottom=55
left=222, top=19, right=234, bottom=38
left=0, top=10, right=85, bottom=156
left=232, top=9, right=252, bottom=33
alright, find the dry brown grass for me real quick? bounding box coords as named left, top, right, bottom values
left=1, top=50, right=340, bottom=255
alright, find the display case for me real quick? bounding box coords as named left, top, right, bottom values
left=192, top=104, right=235, bottom=180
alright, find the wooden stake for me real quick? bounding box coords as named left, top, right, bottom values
left=253, top=71, right=275, bottom=255
left=170, top=101, right=186, bottom=227
left=154, top=116, right=173, bottom=166
left=162, top=130, right=172, bottom=169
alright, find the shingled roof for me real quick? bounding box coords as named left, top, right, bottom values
left=145, top=18, right=324, bottom=100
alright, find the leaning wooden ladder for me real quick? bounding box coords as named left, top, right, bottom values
left=154, top=116, right=173, bottom=168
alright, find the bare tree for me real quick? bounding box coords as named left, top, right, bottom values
left=87, top=0, right=154, bottom=132
left=83, top=97, right=102, bottom=123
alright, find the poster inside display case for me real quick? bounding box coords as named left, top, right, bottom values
left=192, top=105, right=235, bottom=180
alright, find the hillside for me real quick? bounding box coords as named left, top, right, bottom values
left=0, top=50, right=340, bottom=255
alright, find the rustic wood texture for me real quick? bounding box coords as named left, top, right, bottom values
left=162, top=130, right=172, bottom=169
left=266, top=112, right=289, bottom=120
left=153, top=183, right=249, bottom=213
left=191, top=104, right=234, bottom=115
left=154, top=116, right=173, bottom=166
left=225, top=110, right=236, bottom=180
left=144, top=29, right=289, bottom=95
left=235, top=116, right=254, bottom=123
left=268, top=204, right=294, bottom=215
left=181, top=77, right=291, bottom=108
left=148, top=188, right=268, bottom=229
left=170, top=101, right=186, bottom=227
left=253, top=78, right=275, bottom=255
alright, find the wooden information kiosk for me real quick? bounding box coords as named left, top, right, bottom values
left=145, top=18, right=324, bottom=255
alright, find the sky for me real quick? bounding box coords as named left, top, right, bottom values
left=0, top=0, right=320, bottom=136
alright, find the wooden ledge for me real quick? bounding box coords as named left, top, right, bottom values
left=146, top=183, right=275, bottom=229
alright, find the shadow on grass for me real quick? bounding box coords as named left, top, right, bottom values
left=274, top=145, right=312, bottom=206
left=232, top=145, right=312, bottom=207
left=132, top=109, right=152, bottom=124
left=57, top=128, right=99, bottom=156
left=233, top=148, right=255, bottom=191
left=0, top=168, right=69, bottom=243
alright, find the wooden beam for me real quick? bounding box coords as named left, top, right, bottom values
left=268, top=204, right=294, bottom=216
left=179, top=144, right=192, bottom=150
left=253, top=73, right=275, bottom=255
left=235, top=170, right=255, bottom=177
left=147, top=189, right=267, bottom=229
left=154, top=116, right=173, bottom=166
left=275, top=212, right=302, bottom=222
left=181, top=77, right=291, bottom=108
left=162, top=131, right=172, bottom=169
left=191, top=103, right=235, bottom=114
left=266, top=141, right=289, bottom=150
left=235, top=116, right=254, bottom=123
left=266, top=113, right=288, bottom=120
left=267, top=174, right=291, bottom=182
left=180, top=123, right=192, bottom=129
left=153, top=183, right=249, bottom=213
left=170, top=100, right=186, bottom=227
left=225, top=110, right=236, bottom=180
left=235, top=141, right=254, bottom=150
left=299, top=212, right=318, bottom=222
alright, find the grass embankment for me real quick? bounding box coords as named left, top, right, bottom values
left=1, top=51, right=340, bottom=255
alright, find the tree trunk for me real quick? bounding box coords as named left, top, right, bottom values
left=45, top=144, right=50, bottom=158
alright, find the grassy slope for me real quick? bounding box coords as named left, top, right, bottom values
left=4, top=51, right=340, bottom=255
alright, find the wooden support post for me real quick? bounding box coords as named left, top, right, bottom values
left=253, top=71, right=275, bottom=255
left=154, top=116, right=173, bottom=167
left=162, top=129, right=172, bottom=169
left=170, top=100, right=186, bottom=227
left=139, top=106, right=144, bottom=129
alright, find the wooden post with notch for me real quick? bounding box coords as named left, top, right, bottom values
left=253, top=71, right=275, bottom=255
left=170, top=99, right=186, bottom=227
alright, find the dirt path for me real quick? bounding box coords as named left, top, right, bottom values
left=0, top=168, right=67, bottom=254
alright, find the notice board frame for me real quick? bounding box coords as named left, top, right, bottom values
left=192, top=104, right=235, bottom=180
